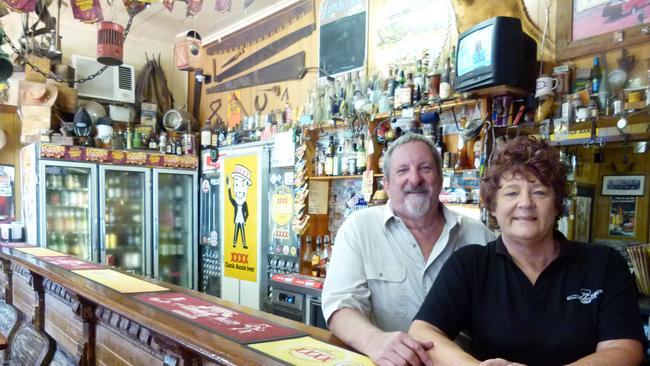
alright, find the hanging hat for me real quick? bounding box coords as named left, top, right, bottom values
left=18, top=81, right=58, bottom=107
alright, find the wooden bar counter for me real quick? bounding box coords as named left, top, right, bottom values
left=0, top=246, right=344, bottom=365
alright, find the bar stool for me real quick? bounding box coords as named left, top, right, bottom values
left=0, top=300, right=20, bottom=363
left=7, top=323, right=54, bottom=366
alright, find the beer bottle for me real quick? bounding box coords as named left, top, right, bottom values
left=302, top=236, right=313, bottom=275
left=200, top=120, right=212, bottom=150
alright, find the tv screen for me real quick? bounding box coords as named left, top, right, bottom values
left=457, top=24, right=493, bottom=78
left=454, top=16, right=536, bottom=93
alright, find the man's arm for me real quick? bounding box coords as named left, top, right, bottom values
left=565, top=339, right=643, bottom=366
left=409, top=320, right=479, bottom=366
left=331, top=308, right=433, bottom=366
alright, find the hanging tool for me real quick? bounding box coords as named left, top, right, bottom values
left=206, top=52, right=305, bottom=94
left=215, top=24, right=314, bottom=82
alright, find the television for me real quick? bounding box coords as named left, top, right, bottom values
left=454, top=16, right=537, bottom=93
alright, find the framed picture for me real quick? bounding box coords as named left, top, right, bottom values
left=602, top=175, right=645, bottom=196
left=556, top=0, right=650, bottom=60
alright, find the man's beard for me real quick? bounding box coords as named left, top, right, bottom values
left=403, top=186, right=431, bottom=217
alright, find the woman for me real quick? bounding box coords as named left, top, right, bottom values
left=409, top=136, right=645, bottom=366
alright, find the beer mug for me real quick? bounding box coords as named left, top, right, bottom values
left=535, top=75, right=559, bottom=98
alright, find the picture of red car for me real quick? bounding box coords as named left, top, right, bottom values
left=602, top=0, right=650, bottom=20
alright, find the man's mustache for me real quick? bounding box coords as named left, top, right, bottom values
left=403, top=186, right=428, bottom=194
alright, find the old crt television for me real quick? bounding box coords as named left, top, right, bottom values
left=454, top=16, right=537, bottom=92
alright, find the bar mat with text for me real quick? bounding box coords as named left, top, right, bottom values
left=133, top=292, right=306, bottom=344
left=248, top=336, right=374, bottom=365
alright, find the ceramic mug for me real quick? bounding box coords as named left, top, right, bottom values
left=535, top=75, right=559, bottom=97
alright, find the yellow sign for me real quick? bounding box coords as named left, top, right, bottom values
left=249, top=336, right=374, bottom=365
left=224, top=154, right=258, bottom=282
left=72, top=269, right=169, bottom=293
left=271, top=186, right=293, bottom=226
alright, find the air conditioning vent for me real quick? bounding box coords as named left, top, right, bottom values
left=118, top=66, right=133, bottom=91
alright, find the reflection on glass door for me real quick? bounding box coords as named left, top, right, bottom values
left=155, top=171, right=195, bottom=288
left=43, top=165, right=93, bottom=260
left=101, top=168, right=149, bottom=275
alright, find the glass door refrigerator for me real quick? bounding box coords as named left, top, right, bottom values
left=153, top=169, right=198, bottom=289
left=99, top=166, right=151, bottom=276
left=38, top=161, right=98, bottom=261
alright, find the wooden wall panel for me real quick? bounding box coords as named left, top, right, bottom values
left=44, top=293, right=83, bottom=359
left=95, top=323, right=162, bottom=366
left=12, top=273, right=35, bottom=323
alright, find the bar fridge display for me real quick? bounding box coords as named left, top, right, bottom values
left=40, top=162, right=97, bottom=261
left=153, top=169, right=198, bottom=289
left=99, top=166, right=151, bottom=275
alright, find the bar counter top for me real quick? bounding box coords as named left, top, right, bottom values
left=0, top=245, right=352, bottom=365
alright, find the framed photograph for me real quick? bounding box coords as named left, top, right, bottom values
left=601, top=175, right=645, bottom=196
left=556, top=0, right=650, bottom=60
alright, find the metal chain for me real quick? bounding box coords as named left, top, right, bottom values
left=1, top=11, right=136, bottom=85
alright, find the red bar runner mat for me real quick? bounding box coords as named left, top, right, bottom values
left=133, top=292, right=306, bottom=344
left=0, top=242, right=35, bottom=248
left=38, top=256, right=104, bottom=270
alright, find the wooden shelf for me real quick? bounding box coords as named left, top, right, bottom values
left=371, top=99, right=479, bottom=121
left=464, top=84, right=530, bottom=97
left=308, top=173, right=384, bottom=181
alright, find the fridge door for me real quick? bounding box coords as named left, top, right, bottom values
left=219, top=142, right=272, bottom=310
left=153, top=169, right=198, bottom=289
left=39, top=160, right=97, bottom=261
left=99, top=166, right=151, bottom=276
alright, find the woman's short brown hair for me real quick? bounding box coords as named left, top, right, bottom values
left=480, top=136, right=567, bottom=216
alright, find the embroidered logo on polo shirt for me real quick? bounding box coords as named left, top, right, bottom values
left=566, top=289, right=604, bottom=304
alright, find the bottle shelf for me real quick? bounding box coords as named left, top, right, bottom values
left=371, top=99, right=479, bottom=121
left=308, top=173, right=384, bottom=181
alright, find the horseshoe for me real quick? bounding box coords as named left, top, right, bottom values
left=254, top=94, right=268, bottom=112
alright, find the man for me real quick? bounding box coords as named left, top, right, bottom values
left=227, top=164, right=252, bottom=249
left=323, top=133, right=495, bottom=366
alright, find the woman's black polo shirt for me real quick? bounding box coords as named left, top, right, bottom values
left=415, top=232, right=645, bottom=366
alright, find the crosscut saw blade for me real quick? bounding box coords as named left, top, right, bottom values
left=205, top=0, right=313, bottom=55
left=216, top=23, right=314, bottom=83
left=206, top=52, right=305, bottom=94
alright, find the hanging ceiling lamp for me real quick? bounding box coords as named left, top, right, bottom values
left=97, top=21, right=124, bottom=66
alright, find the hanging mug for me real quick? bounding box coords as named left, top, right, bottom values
left=535, top=75, right=559, bottom=98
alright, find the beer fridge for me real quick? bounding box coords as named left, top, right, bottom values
left=21, top=143, right=198, bottom=289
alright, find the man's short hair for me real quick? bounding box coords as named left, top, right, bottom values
left=382, top=133, right=442, bottom=181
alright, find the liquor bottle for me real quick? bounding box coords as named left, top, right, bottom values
left=311, top=236, right=322, bottom=277
left=406, top=72, right=415, bottom=106
left=324, top=135, right=335, bottom=176
left=126, top=125, right=132, bottom=150
left=165, top=135, right=173, bottom=154
left=439, top=57, right=452, bottom=99
left=159, top=132, right=167, bottom=154
left=175, top=137, right=183, bottom=156
left=211, top=120, right=220, bottom=148
left=455, top=135, right=472, bottom=170
left=302, top=236, right=313, bottom=275
left=347, top=142, right=358, bottom=175
left=591, top=56, right=602, bottom=94
left=378, top=145, right=388, bottom=173
left=200, top=120, right=212, bottom=150
left=387, top=66, right=397, bottom=97
left=320, top=235, right=329, bottom=278
left=356, top=135, right=367, bottom=174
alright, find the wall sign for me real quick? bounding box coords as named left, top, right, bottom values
left=319, top=0, right=367, bottom=76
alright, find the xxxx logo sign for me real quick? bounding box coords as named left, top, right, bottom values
left=231, top=252, right=249, bottom=264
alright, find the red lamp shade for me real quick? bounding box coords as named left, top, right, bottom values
left=97, top=21, right=125, bottom=66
